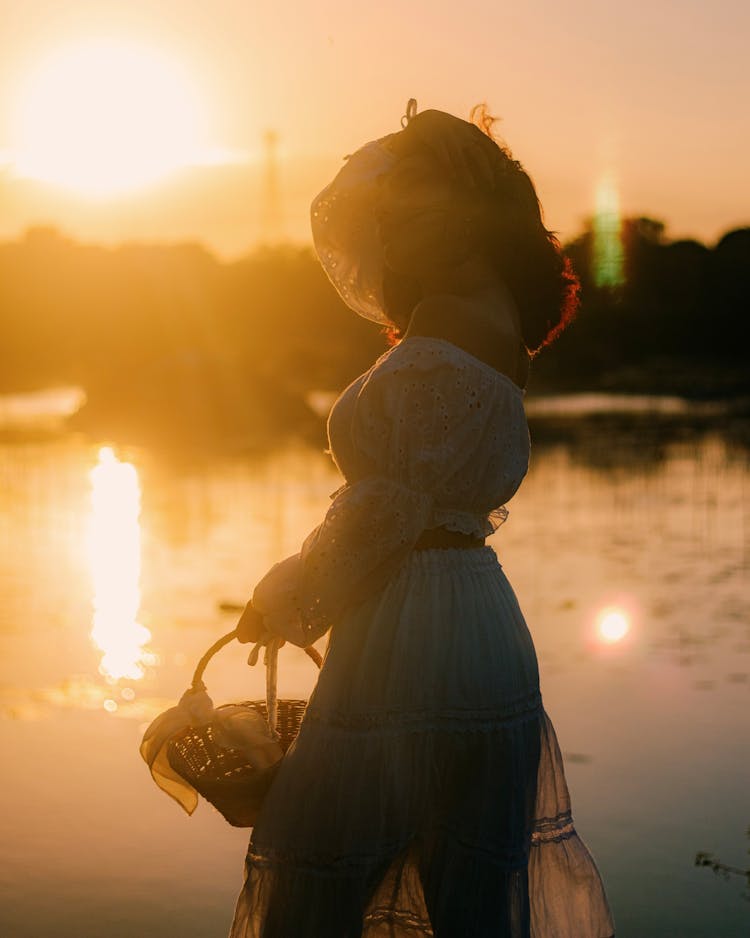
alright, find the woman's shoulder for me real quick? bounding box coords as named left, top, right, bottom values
left=367, top=336, right=527, bottom=404
left=399, top=295, right=528, bottom=391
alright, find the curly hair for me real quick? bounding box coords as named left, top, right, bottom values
left=381, top=103, right=579, bottom=358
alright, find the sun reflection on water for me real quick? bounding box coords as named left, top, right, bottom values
left=87, top=446, right=153, bottom=684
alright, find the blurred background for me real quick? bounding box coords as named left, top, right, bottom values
left=0, top=2, right=748, bottom=936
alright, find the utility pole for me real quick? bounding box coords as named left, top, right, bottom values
left=260, top=129, right=283, bottom=245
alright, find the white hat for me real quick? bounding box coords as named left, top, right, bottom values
left=310, top=100, right=513, bottom=325
left=310, top=133, right=400, bottom=325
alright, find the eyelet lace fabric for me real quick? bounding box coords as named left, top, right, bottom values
left=251, top=336, right=530, bottom=646
left=235, top=337, right=615, bottom=937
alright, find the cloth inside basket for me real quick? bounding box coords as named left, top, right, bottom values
left=139, top=685, right=284, bottom=814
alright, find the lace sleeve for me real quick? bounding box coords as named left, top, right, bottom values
left=251, top=338, right=524, bottom=646
left=251, top=477, right=433, bottom=647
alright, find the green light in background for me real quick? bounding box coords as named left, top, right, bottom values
left=593, top=173, right=625, bottom=287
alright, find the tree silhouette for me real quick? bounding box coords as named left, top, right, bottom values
left=1, top=219, right=748, bottom=446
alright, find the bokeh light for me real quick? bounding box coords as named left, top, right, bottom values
left=596, top=606, right=630, bottom=644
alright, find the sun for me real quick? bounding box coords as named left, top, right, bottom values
left=8, top=37, right=218, bottom=197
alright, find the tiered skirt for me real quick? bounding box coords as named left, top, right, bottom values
left=229, top=547, right=615, bottom=937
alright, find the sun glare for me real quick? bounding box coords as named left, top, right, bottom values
left=9, top=38, right=217, bottom=197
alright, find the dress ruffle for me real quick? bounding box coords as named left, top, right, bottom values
left=229, top=548, right=614, bottom=937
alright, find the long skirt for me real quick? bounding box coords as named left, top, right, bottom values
left=229, top=546, right=615, bottom=937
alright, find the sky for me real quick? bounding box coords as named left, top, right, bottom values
left=0, top=0, right=748, bottom=259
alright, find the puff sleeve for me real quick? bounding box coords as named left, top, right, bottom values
left=251, top=338, right=528, bottom=647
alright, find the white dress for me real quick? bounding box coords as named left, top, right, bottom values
left=229, top=335, right=615, bottom=938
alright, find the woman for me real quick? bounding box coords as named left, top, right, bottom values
left=230, top=101, right=615, bottom=938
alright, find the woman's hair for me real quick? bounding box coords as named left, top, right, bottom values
left=381, top=104, right=579, bottom=358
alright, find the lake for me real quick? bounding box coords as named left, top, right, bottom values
left=0, top=412, right=748, bottom=937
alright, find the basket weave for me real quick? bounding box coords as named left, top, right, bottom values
left=164, top=630, right=321, bottom=828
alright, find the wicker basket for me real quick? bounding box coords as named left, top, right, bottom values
left=165, top=629, right=321, bottom=828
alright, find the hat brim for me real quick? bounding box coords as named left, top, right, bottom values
left=311, top=135, right=399, bottom=324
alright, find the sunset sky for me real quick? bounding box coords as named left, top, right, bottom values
left=1, top=0, right=748, bottom=259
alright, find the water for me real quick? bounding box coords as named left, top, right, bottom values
left=0, top=423, right=748, bottom=937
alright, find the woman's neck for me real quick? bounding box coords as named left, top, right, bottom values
left=415, top=264, right=522, bottom=339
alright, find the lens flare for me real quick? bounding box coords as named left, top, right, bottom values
left=596, top=607, right=630, bottom=644
left=87, top=446, right=152, bottom=682
left=593, top=172, right=625, bottom=288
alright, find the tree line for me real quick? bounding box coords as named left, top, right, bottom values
left=542, top=219, right=750, bottom=395
left=0, top=220, right=747, bottom=446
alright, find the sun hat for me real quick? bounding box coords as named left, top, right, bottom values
left=310, top=99, right=521, bottom=325
left=310, top=131, right=400, bottom=325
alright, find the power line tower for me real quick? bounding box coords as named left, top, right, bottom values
left=260, top=129, right=283, bottom=245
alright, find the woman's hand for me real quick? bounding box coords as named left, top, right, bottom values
left=236, top=600, right=285, bottom=648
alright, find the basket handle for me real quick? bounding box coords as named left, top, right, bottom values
left=191, top=628, right=323, bottom=689
left=190, top=629, right=323, bottom=735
